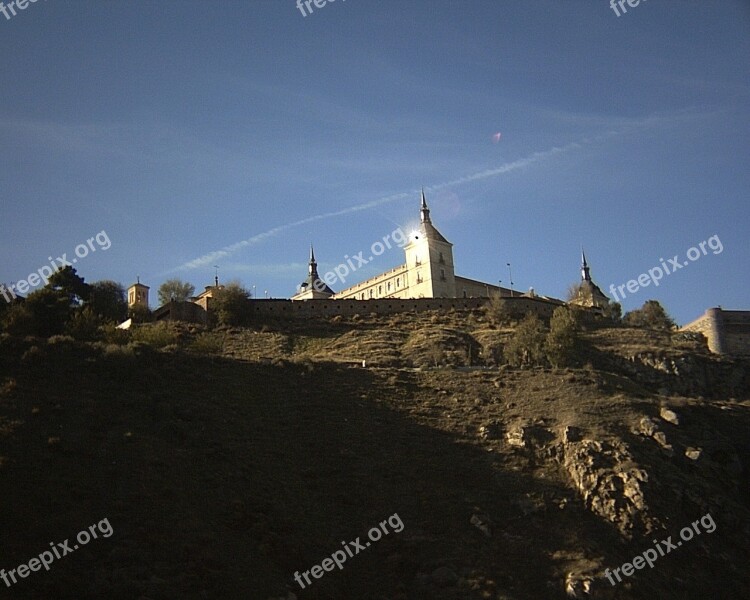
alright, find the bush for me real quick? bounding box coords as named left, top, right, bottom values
left=190, top=332, right=225, bottom=354
left=100, top=323, right=131, bottom=345
left=545, top=306, right=579, bottom=367
left=484, top=294, right=513, bottom=326
left=503, top=313, right=547, bottom=367
left=128, top=304, right=153, bottom=324
left=65, top=308, right=104, bottom=341
left=3, top=289, right=73, bottom=337
left=623, top=300, right=676, bottom=331
left=130, top=322, right=180, bottom=348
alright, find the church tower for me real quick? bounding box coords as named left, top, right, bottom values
left=127, top=278, right=149, bottom=308
left=403, top=190, right=456, bottom=298
left=570, top=248, right=610, bottom=310
left=292, top=245, right=335, bottom=300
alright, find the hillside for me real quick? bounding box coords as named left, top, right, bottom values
left=0, top=309, right=748, bottom=600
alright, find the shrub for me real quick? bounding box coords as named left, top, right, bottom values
left=65, top=307, right=103, bottom=341
left=130, top=322, right=180, bottom=348
left=503, top=313, right=547, bottom=367
left=484, top=294, right=513, bottom=326
left=100, top=323, right=131, bottom=345
left=190, top=332, right=225, bottom=354
left=545, top=306, right=579, bottom=367
left=128, top=304, right=153, bottom=324
left=623, top=300, right=676, bottom=331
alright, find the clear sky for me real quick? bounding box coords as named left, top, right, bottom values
left=1, top=0, right=748, bottom=323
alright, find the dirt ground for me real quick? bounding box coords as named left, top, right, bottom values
left=0, top=313, right=748, bottom=599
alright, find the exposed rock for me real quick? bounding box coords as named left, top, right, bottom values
left=636, top=416, right=658, bottom=437
left=560, top=439, right=658, bottom=538
left=652, top=431, right=674, bottom=455
left=685, top=447, right=702, bottom=461
left=565, top=571, right=593, bottom=597
left=478, top=421, right=502, bottom=440
left=660, top=407, right=680, bottom=425
left=470, top=510, right=492, bottom=537
left=506, top=426, right=526, bottom=448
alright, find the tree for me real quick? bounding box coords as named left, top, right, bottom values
left=158, top=279, right=196, bottom=305
left=47, top=266, right=90, bottom=304
left=503, top=313, right=547, bottom=367
left=211, top=282, right=251, bottom=326
left=88, top=281, right=127, bottom=322
left=65, top=307, right=103, bottom=341
left=128, top=304, right=153, bottom=324
left=623, top=300, right=676, bottom=331
left=484, top=293, right=513, bottom=326
left=3, top=288, right=73, bottom=337
left=545, top=306, right=579, bottom=367
left=601, top=300, right=622, bottom=324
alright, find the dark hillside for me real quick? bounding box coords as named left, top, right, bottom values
left=0, top=311, right=748, bottom=599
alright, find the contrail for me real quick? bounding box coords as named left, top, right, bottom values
left=170, top=140, right=583, bottom=272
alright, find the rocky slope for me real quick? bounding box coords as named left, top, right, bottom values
left=0, top=311, right=748, bottom=599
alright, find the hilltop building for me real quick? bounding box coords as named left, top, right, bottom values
left=300, top=191, right=521, bottom=301
left=568, top=249, right=610, bottom=311
left=291, top=246, right=335, bottom=300
left=144, top=190, right=614, bottom=324
left=127, top=279, right=149, bottom=309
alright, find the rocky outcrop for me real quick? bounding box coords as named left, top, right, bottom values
left=559, top=438, right=659, bottom=539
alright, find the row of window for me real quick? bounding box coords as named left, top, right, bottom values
left=354, top=267, right=451, bottom=300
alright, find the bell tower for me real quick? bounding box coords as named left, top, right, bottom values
left=403, top=190, right=456, bottom=298
left=127, top=278, right=150, bottom=308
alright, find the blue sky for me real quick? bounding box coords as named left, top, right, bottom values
left=1, top=0, right=748, bottom=323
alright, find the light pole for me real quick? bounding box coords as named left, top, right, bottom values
left=507, top=263, right=514, bottom=298
left=252, top=285, right=256, bottom=299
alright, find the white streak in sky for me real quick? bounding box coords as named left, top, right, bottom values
left=171, top=140, right=584, bottom=272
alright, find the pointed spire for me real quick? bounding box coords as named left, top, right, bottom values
left=308, top=244, right=318, bottom=276
left=420, top=188, right=431, bottom=223
left=581, top=246, right=592, bottom=282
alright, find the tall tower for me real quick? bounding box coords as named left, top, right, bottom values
left=403, top=190, right=456, bottom=298
left=292, top=245, right=335, bottom=300
left=127, top=278, right=149, bottom=308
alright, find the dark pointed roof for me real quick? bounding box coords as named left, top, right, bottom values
left=581, top=247, right=591, bottom=282
left=299, top=244, right=334, bottom=295
left=415, top=190, right=450, bottom=244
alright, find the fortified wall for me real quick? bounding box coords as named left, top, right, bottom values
left=153, top=295, right=568, bottom=324
left=681, top=308, right=750, bottom=356
left=250, top=295, right=565, bottom=320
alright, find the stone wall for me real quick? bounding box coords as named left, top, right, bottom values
left=681, top=308, right=750, bottom=356
left=250, top=296, right=563, bottom=320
